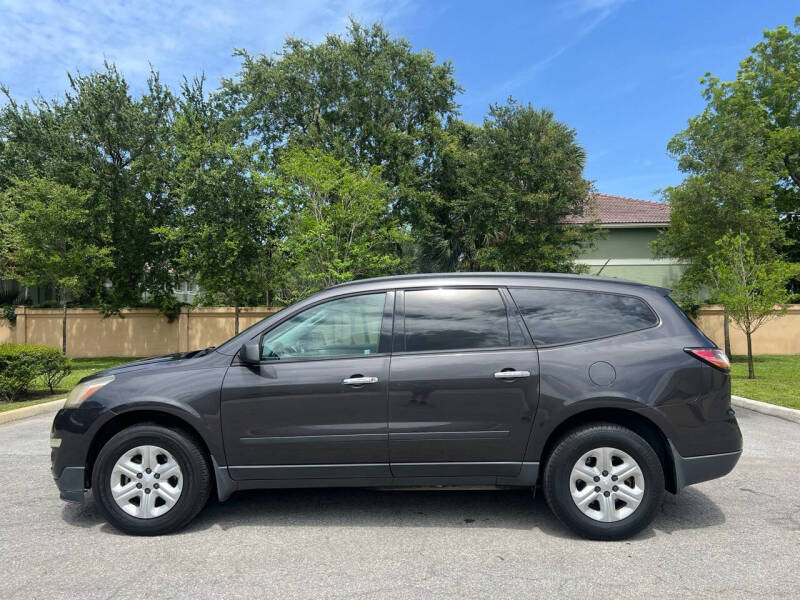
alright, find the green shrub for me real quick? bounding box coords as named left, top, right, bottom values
left=0, top=290, right=20, bottom=326
left=30, top=300, right=62, bottom=309
left=38, top=348, right=72, bottom=393
left=0, top=343, right=71, bottom=402
left=1, top=304, right=16, bottom=326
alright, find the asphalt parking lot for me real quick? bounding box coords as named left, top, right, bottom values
left=1, top=407, right=798, bottom=599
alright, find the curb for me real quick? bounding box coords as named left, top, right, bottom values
left=731, top=395, right=800, bottom=425
left=0, top=399, right=66, bottom=425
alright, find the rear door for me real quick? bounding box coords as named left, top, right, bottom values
left=388, top=287, right=540, bottom=478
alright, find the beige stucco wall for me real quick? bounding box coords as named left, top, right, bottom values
left=0, top=319, right=12, bottom=344
left=2, top=307, right=279, bottom=357
left=1, top=304, right=798, bottom=357
left=694, top=305, right=800, bottom=355
left=184, top=307, right=280, bottom=352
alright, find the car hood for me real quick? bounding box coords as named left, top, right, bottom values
left=84, top=350, right=214, bottom=381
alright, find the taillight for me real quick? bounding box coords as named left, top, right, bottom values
left=685, top=347, right=730, bottom=371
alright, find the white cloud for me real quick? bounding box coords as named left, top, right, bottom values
left=472, top=0, right=630, bottom=107
left=560, top=0, right=630, bottom=17
left=0, top=0, right=417, bottom=101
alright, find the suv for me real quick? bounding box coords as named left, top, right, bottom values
left=50, top=273, right=742, bottom=539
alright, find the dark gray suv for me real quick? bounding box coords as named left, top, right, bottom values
left=50, top=273, right=742, bottom=539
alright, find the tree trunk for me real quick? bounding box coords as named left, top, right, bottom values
left=723, top=308, right=731, bottom=358
left=61, top=296, right=67, bottom=355
left=234, top=303, right=240, bottom=335
left=746, top=330, right=755, bottom=379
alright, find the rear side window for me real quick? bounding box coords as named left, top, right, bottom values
left=510, top=288, right=658, bottom=346
left=404, top=288, right=510, bottom=352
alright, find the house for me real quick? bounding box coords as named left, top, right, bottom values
left=572, top=194, right=684, bottom=288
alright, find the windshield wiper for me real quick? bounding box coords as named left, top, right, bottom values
left=194, top=345, right=216, bottom=357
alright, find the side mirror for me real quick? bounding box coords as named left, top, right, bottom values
left=240, top=341, right=261, bottom=364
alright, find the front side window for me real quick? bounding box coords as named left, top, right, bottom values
left=510, top=288, right=658, bottom=346
left=404, top=288, right=510, bottom=352
left=260, top=293, right=386, bottom=361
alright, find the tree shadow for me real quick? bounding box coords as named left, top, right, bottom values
left=61, top=485, right=725, bottom=540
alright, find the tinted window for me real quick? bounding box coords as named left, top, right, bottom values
left=510, top=288, right=658, bottom=346
left=260, top=293, right=386, bottom=360
left=404, top=288, right=510, bottom=352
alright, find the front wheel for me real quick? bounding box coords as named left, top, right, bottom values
left=543, top=423, right=664, bottom=540
left=92, top=424, right=212, bottom=535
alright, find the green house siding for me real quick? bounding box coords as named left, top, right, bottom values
left=582, top=228, right=662, bottom=260
left=576, top=226, right=685, bottom=288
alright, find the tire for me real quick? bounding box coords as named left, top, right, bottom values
left=92, top=424, right=212, bottom=535
left=543, top=423, right=664, bottom=541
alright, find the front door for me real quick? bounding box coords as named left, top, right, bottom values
left=388, top=287, right=540, bottom=478
left=221, top=291, right=393, bottom=480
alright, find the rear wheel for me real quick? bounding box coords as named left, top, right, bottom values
left=92, top=424, right=211, bottom=535
left=543, top=423, right=664, bottom=540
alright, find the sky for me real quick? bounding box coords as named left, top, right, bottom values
left=1, top=0, right=798, bottom=201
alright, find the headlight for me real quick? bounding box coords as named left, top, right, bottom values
left=64, top=375, right=115, bottom=408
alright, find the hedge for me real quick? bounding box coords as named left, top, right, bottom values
left=0, top=343, right=71, bottom=402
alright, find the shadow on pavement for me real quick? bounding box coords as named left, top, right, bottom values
left=61, top=485, right=725, bottom=540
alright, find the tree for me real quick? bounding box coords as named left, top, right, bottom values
left=654, top=173, right=782, bottom=354
left=274, top=148, right=410, bottom=302
left=412, top=119, right=482, bottom=271
left=0, top=21, right=606, bottom=318
left=656, top=17, right=800, bottom=300
left=223, top=19, right=459, bottom=226
left=0, top=194, right=17, bottom=282
left=0, top=64, right=180, bottom=312
left=1, top=178, right=111, bottom=352
left=708, top=232, right=797, bottom=378
left=160, top=79, right=279, bottom=334
left=415, top=101, right=598, bottom=272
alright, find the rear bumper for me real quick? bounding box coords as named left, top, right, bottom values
left=671, top=443, right=741, bottom=491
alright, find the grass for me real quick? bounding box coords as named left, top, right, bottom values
left=0, top=357, right=137, bottom=413
left=0, top=397, right=64, bottom=413
left=730, top=355, right=800, bottom=410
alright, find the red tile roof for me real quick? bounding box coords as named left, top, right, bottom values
left=567, top=194, right=671, bottom=225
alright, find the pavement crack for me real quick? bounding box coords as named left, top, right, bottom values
left=739, top=487, right=777, bottom=498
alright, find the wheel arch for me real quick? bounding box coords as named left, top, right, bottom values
left=85, top=409, right=219, bottom=492
left=538, top=407, right=678, bottom=493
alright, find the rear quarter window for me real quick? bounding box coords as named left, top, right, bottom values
left=510, top=288, right=658, bottom=346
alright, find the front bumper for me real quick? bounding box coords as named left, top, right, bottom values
left=55, top=466, right=86, bottom=503
left=50, top=406, right=104, bottom=504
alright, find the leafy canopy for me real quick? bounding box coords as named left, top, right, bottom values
left=416, top=101, right=597, bottom=272
left=158, top=78, right=279, bottom=310
left=0, top=177, right=111, bottom=303
left=707, top=231, right=797, bottom=377
left=656, top=17, right=800, bottom=298
left=0, top=64, right=180, bottom=311
left=0, top=20, right=600, bottom=312
left=274, top=148, right=410, bottom=303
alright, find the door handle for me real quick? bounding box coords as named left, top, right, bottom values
left=342, top=376, right=379, bottom=385
left=494, top=370, right=531, bottom=379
